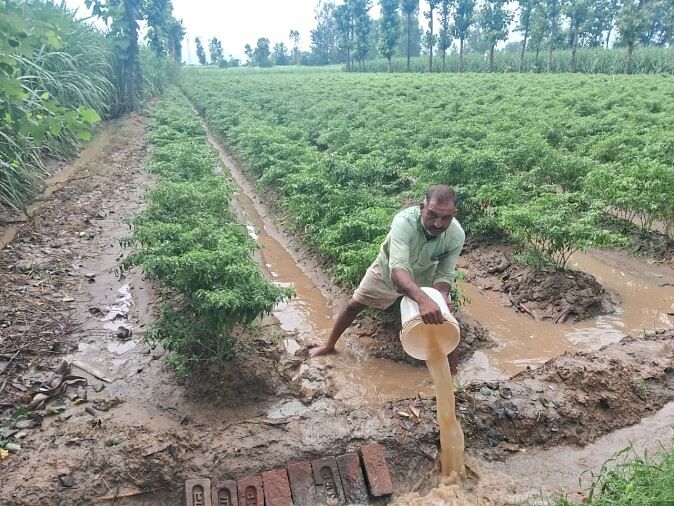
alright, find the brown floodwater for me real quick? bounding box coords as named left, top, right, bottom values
left=459, top=250, right=674, bottom=381
left=212, top=140, right=435, bottom=407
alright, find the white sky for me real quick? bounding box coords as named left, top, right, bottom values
left=64, top=0, right=520, bottom=64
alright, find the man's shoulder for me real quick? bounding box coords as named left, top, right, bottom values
left=446, top=219, right=465, bottom=245
left=393, top=206, right=420, bottom=223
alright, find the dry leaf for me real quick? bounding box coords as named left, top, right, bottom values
left=397, top=411, right=411, bottom=418
left=0, top=448, right=8, bottom=460
left=409, top=406, right=420, bottom=418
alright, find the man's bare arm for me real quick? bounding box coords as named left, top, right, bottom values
left=391, top=267, right=445, bottom=324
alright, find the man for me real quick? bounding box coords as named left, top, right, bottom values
left=310, top=185, right=465, bottom=371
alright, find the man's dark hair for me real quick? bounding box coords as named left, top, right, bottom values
left=424, top=185, right=457, bottom=206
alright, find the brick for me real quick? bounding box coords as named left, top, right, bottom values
left=237, top=475, right=263, bottom=506
left=185, top=478, right=212, bottom=506
left=287, top=461, right=318, bottom=506
left=359, top=443, right=394, bottom=497
left=311, top=456, right=346, bottom=504
left=262, top=468, right=293, bottom=506
left=336, top=453, right=369, bottom=505
left=211, top=480, right=237, bottom=506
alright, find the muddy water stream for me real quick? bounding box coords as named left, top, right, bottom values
left=461, top=250, right=674, bottom=380
left=209, top=139, right=434, bottom=407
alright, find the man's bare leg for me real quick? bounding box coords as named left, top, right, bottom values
left=309, top=298, right=366, bottom=357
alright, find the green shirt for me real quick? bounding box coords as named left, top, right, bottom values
left=377, top=206, right=465, bottom=289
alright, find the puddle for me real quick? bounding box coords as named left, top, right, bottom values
left=485, top=401, right=674, bottom=499
left=460, top=250, right=674, bottom=381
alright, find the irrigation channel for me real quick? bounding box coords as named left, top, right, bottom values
left=1, top=110, right=673, bottom=504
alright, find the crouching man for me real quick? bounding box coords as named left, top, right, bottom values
left=310, top=185, right=465, bottom=373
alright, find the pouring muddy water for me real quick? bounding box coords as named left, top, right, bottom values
left=400, top=287, right=465, bottom=479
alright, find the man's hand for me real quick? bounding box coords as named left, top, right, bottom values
left=418, top=296, right=445, bottom=325
left=309, top=343, right=336, bottom=358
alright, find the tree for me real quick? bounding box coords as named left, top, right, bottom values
left=584, top=0, right=620, bottom=47
left=453, top=0, right=476, bottom=71
left=564, top=0, right=592, bottom=72
left=379, top=0, right=401, bottom=71
left=244, top=43, right=254, bottom=65
left=351, top=0, right=372, bottom=68
left=195, top=37, right=207, bottom=65
left=478, top=0, right=511, bottom=72
left=640, top=0, right=674, bottom=46
left=310, top=1, right=339, bottom=65
left=85, top=0, right=144, bottom=112
left=424, top=0, right=441, bottom=71
left=617, top=0, right=652, bottom=74
left=209, top=37, right=224, bottom=65
left=528, top=3, right=549, bottom=63
left=517, top=0, right=537, bottom=71
left=166, top=18, right=185, bottom=63
left=289, top=29, right=301, bottom=64
left=254, top=37, right=272, bottom=67
left=334, top=3, right=353, bottom=69
left=401, top=0, right=419, bottom=70
left=437, top=0, right=453, bottom=71
left=545, top=0, right=562, bottom=70
left=273, top=42, right=290, bottom=65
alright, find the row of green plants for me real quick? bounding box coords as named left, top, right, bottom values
left=122, top=87, right=291, bottom=374
left=357, top=47, right=674, bottom=74
left=0, top=0, right=175, bottom=211
left=180, top=70, right=672, bottom=284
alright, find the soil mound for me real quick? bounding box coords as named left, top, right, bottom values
left=460, top=237, right=616, bottom=322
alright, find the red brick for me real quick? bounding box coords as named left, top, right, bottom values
left=185, top=478, right=212, bottom=506
left=211, top=480, right=237, bottom=506
left=262, top=468, right=293, bottom=506
left=311, top=456, right=346, bottom=504
left=359, top=443, right=394, bottom=496
left=287, top=461, right=318, bottom=506
left=336, top=453, right=369, bottom=505
left=237, top=475, right=263, bottom=506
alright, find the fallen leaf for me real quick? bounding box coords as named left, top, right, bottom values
left=0, top=448, right=8, bottom=460
left=409, top=406, right=420, bottom=418
left=397, top=411, right=411, bottom=418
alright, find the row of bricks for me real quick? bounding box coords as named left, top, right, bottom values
left=185, top=443, right=393, bottom=506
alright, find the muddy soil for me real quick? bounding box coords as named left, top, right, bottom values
left=459, top=237, right=617, bottom=323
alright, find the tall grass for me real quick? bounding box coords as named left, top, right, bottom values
left=556, top=445, right=674, bottom=505
left=0, top=0, right=176, bottom=211
left=355, top=47, right=674, bottom=74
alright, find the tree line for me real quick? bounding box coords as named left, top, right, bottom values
left=192, top=0, right=672, bottom=74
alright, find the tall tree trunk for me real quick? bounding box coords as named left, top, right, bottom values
left=428, top=13, right=434, bottom=72
left=571, top=26, right=579, bottom=72
left=489, top=44, right=495, bottom=72
left=388, top=56, right=391, bottom=72
left=519, top=23, right=529, bottom=72
left=535, top=44, right=540, bottom=65
left=459, top=37, right=464, bottom=72
left=548, top=36, right=554, bottom=71
left=407, top=11, right=412, bottom=71
left=624, top=40, right=633, bottom=74
left=442, top=50, right=446, bottom=71
left=605, top=23, right=612, bottom=49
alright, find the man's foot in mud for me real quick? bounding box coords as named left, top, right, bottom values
left=309, top=343, right=336, bottom=358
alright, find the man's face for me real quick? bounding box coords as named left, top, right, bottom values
left=420, top=199, right=456, bottom=237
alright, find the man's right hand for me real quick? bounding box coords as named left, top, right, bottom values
left=418, top=297, right=445, bottom=325
left=309, top=343, right=336, bottom=358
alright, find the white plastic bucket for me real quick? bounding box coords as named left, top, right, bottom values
left=399, top=287, right=460, bottom=361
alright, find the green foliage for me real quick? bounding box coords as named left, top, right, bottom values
left=123, top=87, right=291, bottom=372
left=180, top=70, right=671, bottom=285
left=0, top=0, right=104, bottom=210
left=555, top=445, right=674, bottom=505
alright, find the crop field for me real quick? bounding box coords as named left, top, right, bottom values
left=181, top=69, right=674, bottom=284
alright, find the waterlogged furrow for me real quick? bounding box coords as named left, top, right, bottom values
left=122, top=87, right=292, bottom=372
